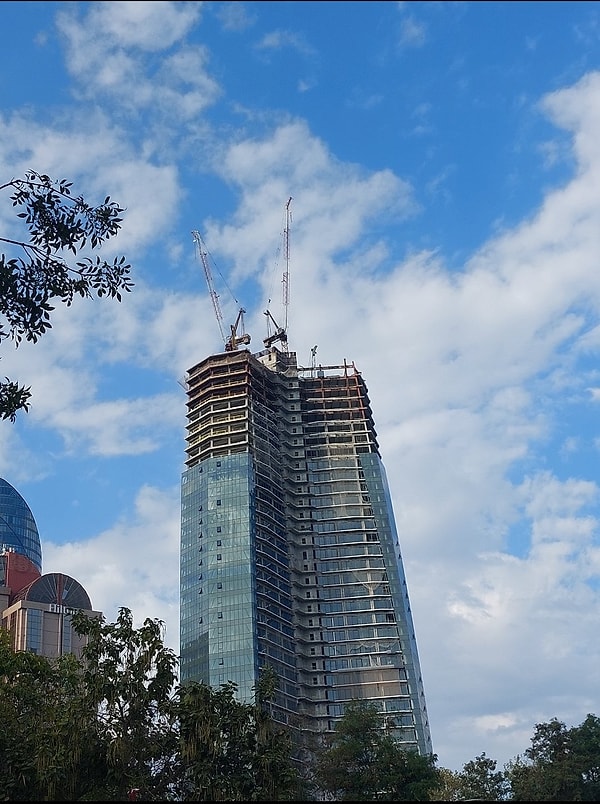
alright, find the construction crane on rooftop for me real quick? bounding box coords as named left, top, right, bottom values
left=263, top=196, right=292, bottom=349
left=192, top=230, right=251, bottom=352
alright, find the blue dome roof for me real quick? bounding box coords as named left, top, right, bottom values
left=0, top=478, right=42, bottom=572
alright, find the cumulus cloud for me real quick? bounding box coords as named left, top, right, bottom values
left=43, top=483, right=181, bottom=647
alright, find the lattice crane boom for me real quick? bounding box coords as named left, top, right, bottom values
left=282, top=196, right=292, bottom=332
left=192, top=230, right=251, bottom=352
left=263, top=197, right=292, bottom=349
left=192, top=230, right=225, bottom=344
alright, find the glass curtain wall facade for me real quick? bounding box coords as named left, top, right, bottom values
left=0, top=477, right=42, bottom=572
left=180, top=345, right=432, bottom=755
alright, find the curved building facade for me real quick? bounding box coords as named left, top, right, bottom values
left=0, top=477, right=42, bottom=571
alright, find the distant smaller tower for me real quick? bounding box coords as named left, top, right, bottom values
left=0, top=478, right=101, bottom=658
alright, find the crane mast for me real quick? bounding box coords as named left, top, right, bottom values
left=263, top=196, right=292, bottom=350
left=282, top=196, right=292, bottom=332
left=192, top=230, right=250, bottom=352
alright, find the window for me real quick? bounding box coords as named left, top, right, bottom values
left=217, top=499, right=222, bottom=506
left=218, top=612, right=223, bottom=619
left=217, top=526, right=222, bottom=533
left=216, top=540, right=222, bottom=547
left=217, top=554, right=222, bottom=561
left=217, top=582, right=222, bottom=589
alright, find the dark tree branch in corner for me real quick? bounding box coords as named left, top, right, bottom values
left=0, top=170, right=133, bottom=421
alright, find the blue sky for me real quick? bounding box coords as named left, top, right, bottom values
left=2, top=0, right=600, bottom=773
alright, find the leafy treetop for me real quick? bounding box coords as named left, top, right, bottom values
left=0, top=170, right=133, bottom=421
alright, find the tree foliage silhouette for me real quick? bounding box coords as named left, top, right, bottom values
left=0, top=170, right=133, bottom=421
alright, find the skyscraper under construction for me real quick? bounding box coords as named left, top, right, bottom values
left=179, top=326, right=432, bottom=755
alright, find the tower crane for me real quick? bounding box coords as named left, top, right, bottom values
left=282, top=195, right=291, bottom=333
left=192, top=230, right=251, bottom=352
left=227, top=307, right=251, bottom=351
left=263, top=308, right=288, bottom=349
left=263, top=196, right=292, bottom=349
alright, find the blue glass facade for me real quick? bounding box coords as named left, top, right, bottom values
left=180, top=347, right=432, bottom=754
left=0, top=477, right=42, bottom=571
left=309, top=452, right=430, bottom=752
left=181, top=453, right=258, bottom=700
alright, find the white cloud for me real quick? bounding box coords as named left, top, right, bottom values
left=59, top=1, right=202, bottom=55
left=43, top=483, right=181, bottom=650
left=0, top=110, right=182, bottom=255
left=254, top=29, right=317, bottom=59
left=216, top=2, right=255, bottom=33
left=56, top=1, right=219, bottom=118
left=399, top=15, right=427, bottom=48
